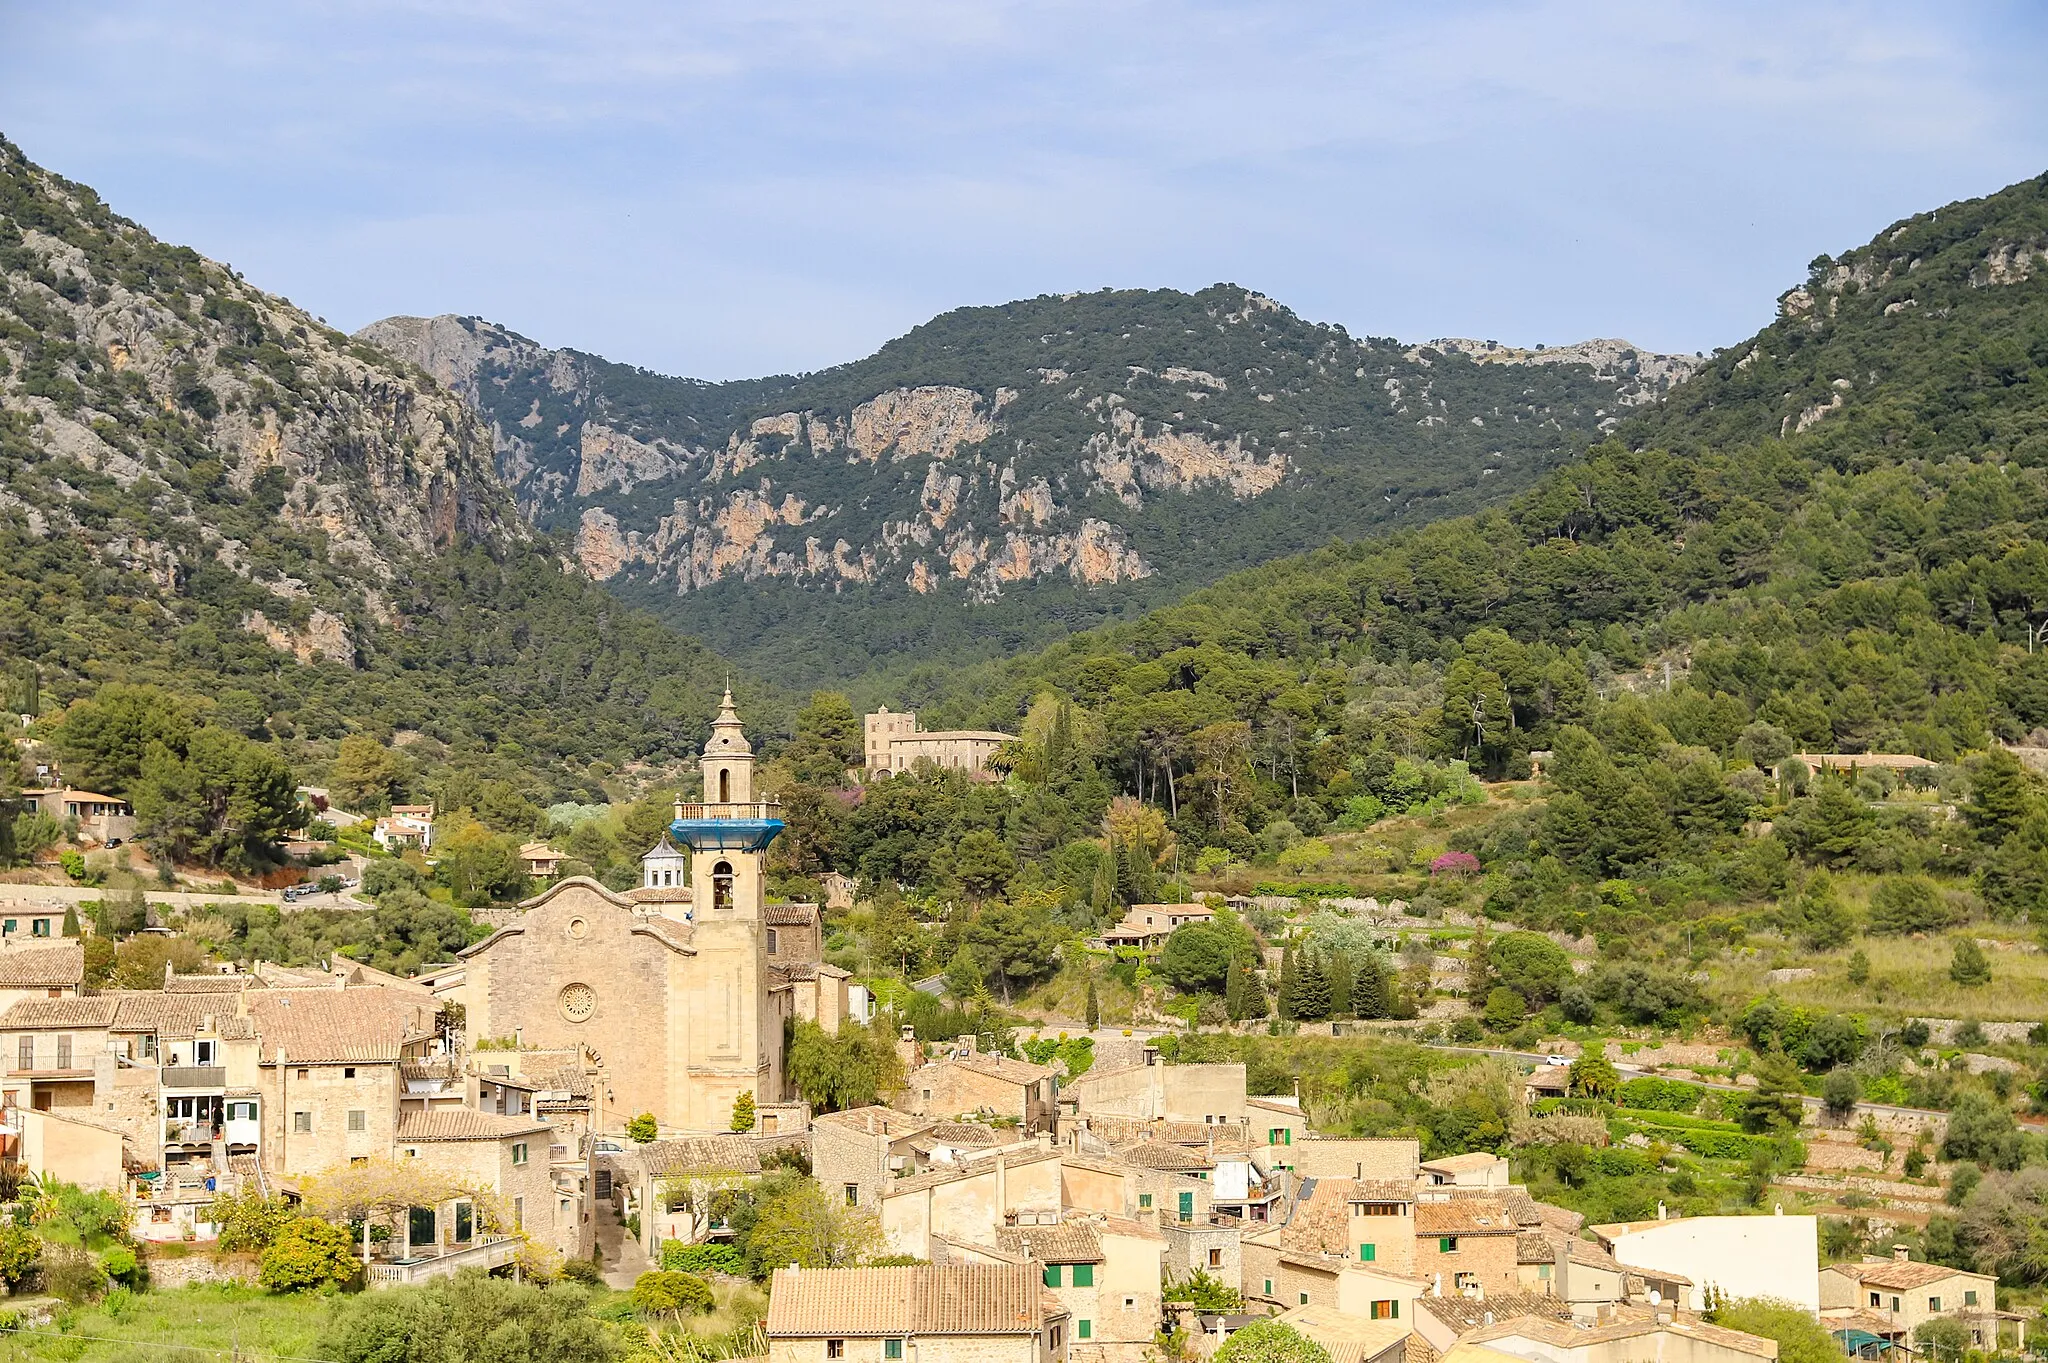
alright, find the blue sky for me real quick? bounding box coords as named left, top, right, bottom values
left=3, top=2, right=2045, bottom=380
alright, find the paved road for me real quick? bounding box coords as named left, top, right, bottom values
left=0, top=882, right=282, bottom=909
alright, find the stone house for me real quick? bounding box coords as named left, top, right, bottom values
left=813, top=1106, right=935, bottom=1214
left=614, top=1132, right=768, bottom=1256
left=1413, top=1292, right=1571, bottom=1356
left=519, top=843, right=565, bottom=878
left=1249, top=1096, right=1309, bottom=1160
left=1288, top=1136, right=1420, bottom=1184
left=880, top=1147, right=1063, bottom=1259
left=904, top=1040, right=1058, bottom=1132
left=1062, top=1058, right=1246, bottom=1126
left=767, top=1262, right=1069, bottom=1363
left=1273, top=1305, right=1411, bottom=1363
left=996, top=1216, right=1167, bottom=1361
left=0, top=940, right=84, bottom=1015
left=1415, top=1197, right=1520, bottom=1298
left=1421, top=1152, right=1511, bottom=1189
left=1821, top=1252, right=2009, bottom=1351
left=1059, top=1153, right=1213, bottom=1227
left=393, top=1107, right=561, bottom=1259
left=246, top=986, right=441, bottom=1178
left=1097, top=905, right=1213, bottom=952
left=1160, top=1212, right=1241, bottom=1291
left=1449, top=1315, right=1779, bottom=1363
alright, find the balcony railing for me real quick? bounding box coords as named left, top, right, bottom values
left=366, top=1235, right=518, bottom=1287
left=163, top=1066, right=226, bottom=1089
left=673, top=802, right=781, bottom=820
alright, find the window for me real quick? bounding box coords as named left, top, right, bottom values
left=50, top=1035, right=66, bottom=1069
left=1929, top=1298, right=1941, bottom=1313
left=1439, top=1237, right=1459, bottom=1254
left=1049, top=1326, right=1063, bottom=1351
left=1538, top=1264, right=1551, bottom=1281
left=514, top=1196, right=524, bottom=1231
left=347, top=1109, right=366, bottom=1132
left=1965, top=1291, right=1980, bottom=1307
left=228, top=1102, right=255, bottom=1121
left=1138, top=1194, right=1153, bottom=1209
left=1208, top=1249, right=1223, bottom=1268
left=1078, top=1321, right=1091, bottom=1341
left=14, top=1037, right=28, bottom=1071
left=767, top=929, right=780, bottom=953
left=32, top=918, right=50, bottom=937
left=1045, top=1264, right=1062, bottom=1287
left=343, top=1066, right=355, bottom=1079
left=1124, top=1297, right=1137, bottom=1311
left=141, top=1034, right=158, bottom=1060
left=1263, top=1280, right=1274, bottom=1297
left=350, top=1157, right=368, bottom=1166
left=195, top=1041, right=216, bottom=1064
left=1891, top=1297, right=1902, bottom=1313
left=885, top=1343, right=903, bottom=1361
left=1, top=919, right=12, bottom=934
left=1371, top=1300, right=1398, bottom=1321
left=1073, top=1264, right=1094, bottom=1287
left=1359, top=1243, right=1376, bottom=1262
left=1178, top=1191, right=1194, bottom=1222
left=845, top=1183, right=860, bottom=1207
left=296, top=1068, right=309, bottom=1081
left=826, top=1343, right=845, bottom=1360
left=923, top=1089, right=932, bottom=1101
left=1870, top=1293, right=1882, bottom=1308
left=1298, top=1292, right=1310, bottom=1306
left=293, top=1111, right=312, bottom=1132
left=513, top=1143, right=529, bottom=1165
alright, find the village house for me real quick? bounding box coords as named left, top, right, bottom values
left=384, top=1107, right=562, bottom=1273
left=902, top=1037, right=1058, bottom=1132
left=609, top=1132, right=767, bottom=1258
left=879, top=1147, right=1063, bottom=1259
left=372, top=803, right=436, bottom=851
left=1274, top=1304, right=1413, bottom=1363
left=1821, top=1250, right=2013, bottom=1352
left=1447, top=1315, right=1779, bottom=1363
left=863, top=707, right=1017, bottom=779
left=766, top=1262, right=1070, bottom=1363
left=1421, top=1153, right=1511, bottom=1189
left=1096, top=904, right=1214, bottom=952
left=1059, top=1056, right=1245, bottom=1126
left=994, top=1216, right=1167, bottom=1362
left=519, top=843, right=565, bottom=879
left=1590, top=1211, right=1819, bottom=1314
left=1412, top=1292, right=1572, bottom=1358
left=0, top=939, right=84, bottom=1012
left=1415, top=1197, right=1521, bottom=1298
left=20, top=787, right=134, bottom=843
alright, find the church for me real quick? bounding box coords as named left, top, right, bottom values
left=458, top=691, right=849, bottom=1133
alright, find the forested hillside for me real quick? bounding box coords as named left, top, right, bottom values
left=0, top=136, right=747, bottom=813
left=361, top=296, right=1695, bottom=683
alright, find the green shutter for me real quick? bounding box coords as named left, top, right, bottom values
left=1078, top=1321, right=1091, bottom=1340
left=1139, top=1193, right=1153, bottom=1209
left=1359, top=1243, right=1375, bottom=1262
left=1045, top=1264, right=1061, bottom=1287
left=1073, top=1264, right=1094, bottom=1287
left=1265, top=1280, right=1274, bottom=1296
left=1440, top=1237, right=1455, bottom=1253
left=1390, top=1301, right=1398, bottom=1320
left=1178, top=1191, right=1195, bottom=1220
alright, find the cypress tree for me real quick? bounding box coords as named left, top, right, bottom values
left=1085, top=976, right=1101, bottom=1030
left=1353, top=955, right=1388, bottom=1019
left=1278, top=946, right=1298, bottom=1021
left=1225, top=953, right=1247, bottom=1021
left=1327, top=951, right=1353, bottom=1019
left=1293, top=954, right=1332, bottom=1021
left=1238, top=960, right=1270, bottom=1020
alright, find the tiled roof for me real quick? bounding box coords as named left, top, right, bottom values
left=248, top=987, right=438, bottom=1063
left=1535, top=1201, right=1583, bottom=1234
left=764, top=903, right=818, bottom=925
left=163, top=973, right=259, bottom=994
left=1416, top=1291, right=1570, bottom=1333
left=394, top=1109, right=550, bottom=1142
left=0, top=996, right=118, bottom=1029
left=1461, top=1316, right=1778, bottom=1360
left=1278, top=1305, right=1413, bottom=1363
left=1406, top=1334, right=1442, bottom=1363
left=625, top=887, right=693, bottom=905
left=108, top=993, right=256, bottom=1040
left=1114, top=1140, right=1213, bottom=1172
left=768, top=1264, right=1057, bottom=1337
left=885, top=1147, right=1059, bottom=1195
left=995, top=1222, right=1102, bottom=1263
left=1281, top=1179, right=1412, bottom=1256
left=1415, top=1198, right=1514, bottom=1235
left=631, top=1135, right=763, bottom=1179
left=0, top=941, right=83, bottom=988
left=1421, top=1152, right=1505, bottom=1173
left=1833, top=1259, right=1983, bottom=1291
left=937, top=1051, right=1054, bottom=1086
left=814, top=1105, right=928, bottom=1138
left=930, top=1121, right=1006, bottom=1146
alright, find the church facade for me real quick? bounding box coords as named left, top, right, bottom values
left=459, top=691, right=838, bottom=1134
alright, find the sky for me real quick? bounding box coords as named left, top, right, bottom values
left=2, top=2, right=2045, bottom=381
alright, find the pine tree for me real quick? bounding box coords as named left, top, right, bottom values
left=1465, top=922, right=1492, bottom=1001
left=1353, top=956, right=1388, bottom=1019
left=1084, top=977, right=1101, bottom=1030
left=1967, top=747, right=2036, bottom=848
left=1238, top=962, right=1269, bottom=1020
left=1293, top=954, right=1332, bottom=1021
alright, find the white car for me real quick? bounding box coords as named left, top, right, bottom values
left=1544, top=1055, right=1572, bottom=1066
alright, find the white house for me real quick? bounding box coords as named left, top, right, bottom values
left=1589, top=1209, right=1819, bottom=1313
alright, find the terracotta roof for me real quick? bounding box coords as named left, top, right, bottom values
left=107, top=992, right=257, bottom=1040
left=1535, top=1201, right=1583, bottom=1235
left=996, top=1222, right=1103, bottom=1263
left=1421, top=1152, right=1505, bottom=1174
left=1415, top=1198, right=1515, bottom=1235
left=1281, top=1178, right=1413, bottom=1256
left=1831, top=1259, right=1984, bottom=1291
left=1461, top=1315, right=1778, bottom=1360
left=764, top=903, right=818, bottom=925
left=530, top=1063, right=593, bottom=1099
left=1248, top=1095, right=1304, bottom=1115
left=395, top=1109, right=550, bottom=1142
left=1406, top=1335, right=1442, bottom=1363
left=625, top=887, right=693, bottom=905
left=936, top=1051, right=1054, bottom=1086
left=0, top=942, right=83, bottom=988
left=768, top=1264, right=1059, bottom=1337
left=929, top=1121, right=1005, bottom=1145
left=0, top=996, right=118, bottom=1029
left=631, top=1135, right=764, bottom=1179
left=163, top=972, right=261, bottom=994
left=1277, top=1304, right=1411, bottom=1363
left=814, top=1105, right=929, bottom=1138
left=1417, top=1292, right=1572, bottom=1334
left=886, top=1147, right=1060, bottom=1195
left=248, top=987, right=438, bottom=1063
left=1115, top=1140, right=1213, bottom=1172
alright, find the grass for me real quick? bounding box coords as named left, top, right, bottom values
left=7, top=1284, right=335, bottom=1363
left=1703, top=930, right=2048, bottom=1021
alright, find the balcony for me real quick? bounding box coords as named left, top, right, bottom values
left=164, top=1123, right=223, bottom=1147
left=670, top=802, right=784, bottom=852
left=366, top=1235, right=519, bottom=1287
left=163, top=1066, right=226, bottom=1089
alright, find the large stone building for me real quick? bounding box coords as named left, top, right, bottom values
left=459, top=690, right=841, bottom=1133
left=863, top=706, right=1015, bottom=778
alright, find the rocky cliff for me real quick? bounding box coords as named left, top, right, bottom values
left=361, top=290, right=1695, bottom=676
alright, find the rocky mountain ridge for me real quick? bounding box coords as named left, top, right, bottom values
left=361, top=292, right=1698, bottom=677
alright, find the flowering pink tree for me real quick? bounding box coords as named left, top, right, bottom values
left=1428, top=850, right=1480, bottom=877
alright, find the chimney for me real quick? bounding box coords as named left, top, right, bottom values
left=1656, top=1201, right=1667, bottom=1221
left=1893, top=1245, right=1911, bottom=1262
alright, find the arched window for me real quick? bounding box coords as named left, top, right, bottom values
left=718, top=768, right=731, bottom=803
left=713, top=860, right=734, bottom=913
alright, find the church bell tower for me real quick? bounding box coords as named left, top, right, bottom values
left=669, top=687, right=783, bottom=918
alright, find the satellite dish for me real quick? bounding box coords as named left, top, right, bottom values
left=1648, top=1290, right=1662, bottom=1306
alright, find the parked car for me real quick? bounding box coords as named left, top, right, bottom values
left=1544, top=1055, right=1572, bottom=1066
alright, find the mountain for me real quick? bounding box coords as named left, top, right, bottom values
left=0, top=136, right=740, bottom=791
left=360, top=296, right=1699, bottom=683
left=899, top=170, right=2048, bottom=761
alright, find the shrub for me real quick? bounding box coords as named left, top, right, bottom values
left=1950, top=938, right=1991, bottom=987
left=42, top=1245, right=108, bottom=1303
left=626, top=1112, right=659, bottom=1143
left=632, top=1270, right=714, bottom=1316
left=1216, top=1319, right=1334, bottom=1363
left=99, top=1244, right=140, bottom=1284
left=1617, top=1077, right=1702, bottom=1113
left=209, top=1190, right=298, bottom=1253
left=0, top=1223, right=40, bottom=1287
left=560, top=1256, right=604, bottom=1285
left=1429, top=851, right=1480, bottom=877
left=258, top=1217, right=358, bottom=1292
left=659, top=1240, right=745, bottom=1275
left=1867, top=877, right=1953, bottom=935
